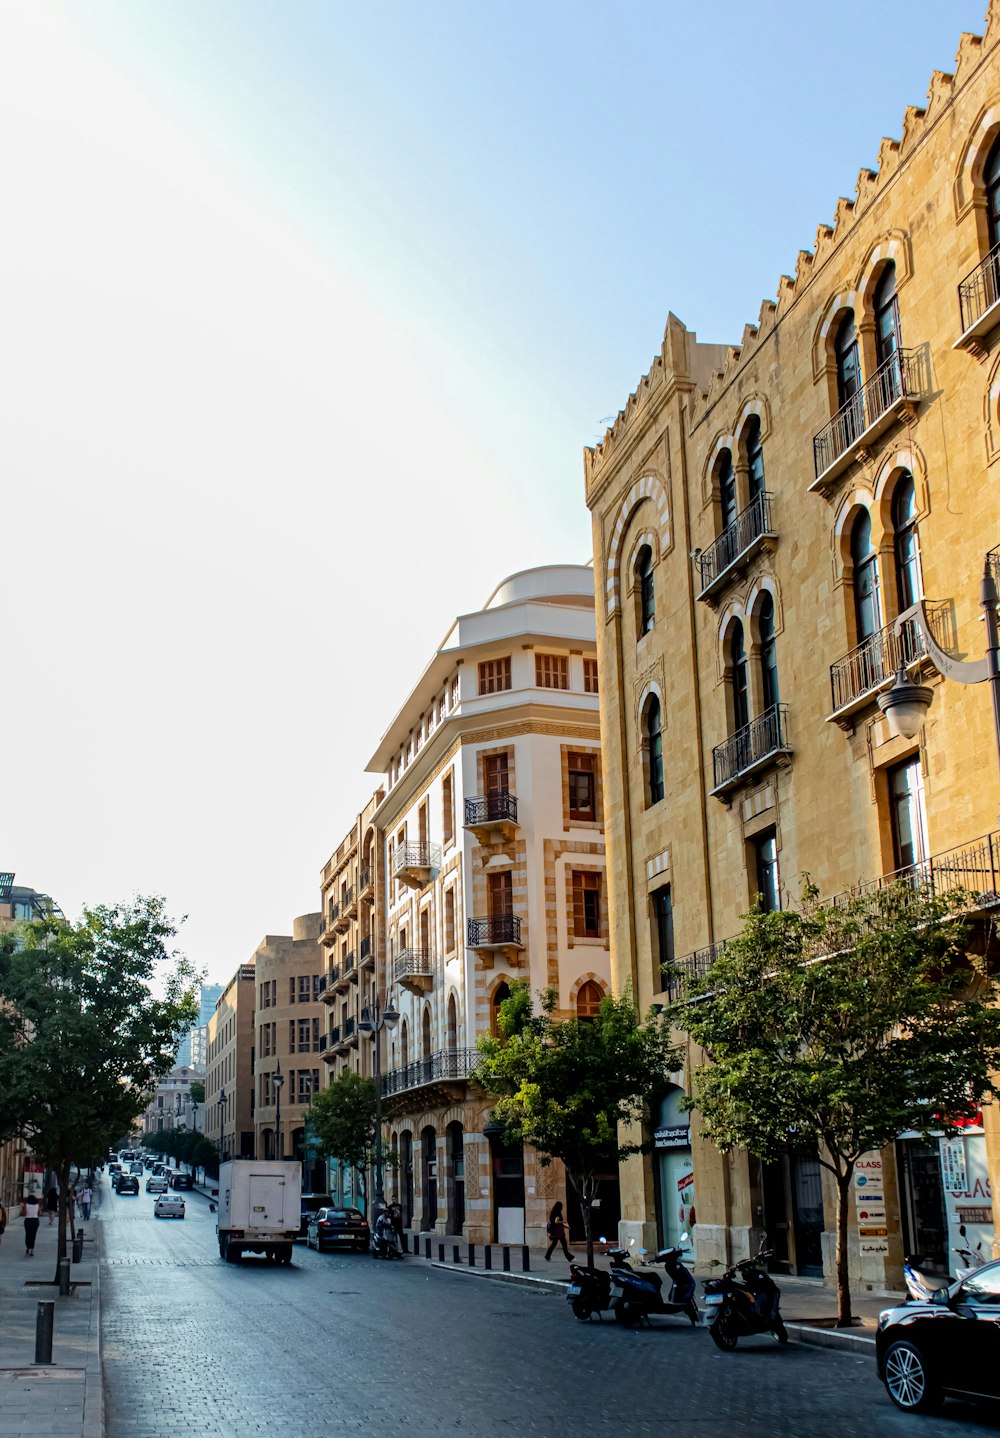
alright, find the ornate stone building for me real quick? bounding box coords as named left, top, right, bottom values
left=205, top=963, right=257, bottom=1161
left=585, top=12, right=1000, bottom=1287
left=252, top=913, right=325, bottom=1165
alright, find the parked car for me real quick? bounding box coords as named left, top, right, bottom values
left=878, top=1259, right=1000, bottom=1413
left=152, top=1163, right=166, bottom=1176
left=146, top=1176, right=168, bottom=1193
left=299, top=1193, right=335, bottom=1239
left=117, top=1174, right=140, bottom=1196
left=154, top=1193, right=186, bottom=1220
left=170, top=1172, right=193, bottom=1190
left=305, top=1207, right=370, bottom=1253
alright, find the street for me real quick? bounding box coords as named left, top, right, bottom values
left=96, top=1176, right=1000, bottom=1438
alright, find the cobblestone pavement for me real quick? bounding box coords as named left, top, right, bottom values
left=100, top=1181, right=1000, bottom=1438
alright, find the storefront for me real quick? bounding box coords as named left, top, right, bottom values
left=653, top=1087, right=695, bottom=1259
left=896, top=1118, right=994, bottom=1272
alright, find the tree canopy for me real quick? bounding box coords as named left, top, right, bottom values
left=308, top=1070, right=377, bottom=1209
left=668, top=879, right=1000, bottom=1325
left=476, top=983, right=679, bottom=1265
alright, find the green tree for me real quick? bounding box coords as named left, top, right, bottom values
left=189, top=1082, right=205, bottom=1105
left=0, top=896, right=199, bottom=1273
left=309, top=1071, right=377, bottom=1208
left=668, top=880, right=1000, bottom=1326
left=476, top=983, right=680, bottom=1267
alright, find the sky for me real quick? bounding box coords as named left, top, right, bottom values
left=1, top=0, right=987, bottom=984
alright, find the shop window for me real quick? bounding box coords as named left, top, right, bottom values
left=572, top=871, right=601, bottom=939
left=479, top=657, right=511, bottom=695
left=535, top=653, right=569, bottom=689
left=568, top=751, right=597, bottom=821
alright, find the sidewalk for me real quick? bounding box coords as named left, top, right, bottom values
left=0, top=1195, right=103, bottom=1438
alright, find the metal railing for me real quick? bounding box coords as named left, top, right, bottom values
left=328, top=1025, right=341, bottom=1045
left=464, top=792, right=519, bottom=826
left=394, top=947, right=432, bottom=982
left=358, top=866, right=372, bottom=892
left=711, top=704, right=790, bottom=792
left=813, top=350, right=921, bottom=479
left=326, top=964, right=341, bottom=987
left=467, top=915, right=522, bottom=947
left=325, top=904, right=339, bottom=929
left=318, top=1034, right=328, bottom=1052
left=381, top=1047, right=476, bottom=1098
left=343, top=950, right=356, bottom=975
left=392, top=842, right=441, bottom=877
left=829, top=602, right=948, bottom=713
left=959, top=242, right=1000, bottom=336
left=698, top=492, right=774, bottom=596
left=315, top=974, right=327, bottom=995
left=341, top=886, right=355, bottom=910
left=360, top=935, right=372, bottom=961
left=344, top=1017, right=356, bottom=1040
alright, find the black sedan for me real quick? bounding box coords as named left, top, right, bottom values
left=305, top=1207, right=370, bottom=1253
left=170, top=1172, right=193, bottom=1190
left=116, top=1173, right=140, bottom=1195
left=877, top=1259, right=1000, bottom=1413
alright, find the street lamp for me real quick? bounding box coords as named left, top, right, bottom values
left=300, top=1071, right=315, bottom=1190
left=879, top=559, right=1000, bottom=784
left=273, top=1062, right=284, bottom=1162
left=358, top=991, right=399, bottom=1220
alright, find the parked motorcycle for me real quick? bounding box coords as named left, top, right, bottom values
left=702, top=1242, right=787, bottom=1350
left=903, top=1223, right=985, bottom=1302
left=610, top=1241, right=699, bottom=1328
left=565, top=1244, right=631, bottom=1321
left=370, top=1210, right=403, bottom=1260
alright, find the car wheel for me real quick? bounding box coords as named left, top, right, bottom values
left=883, top=1339, right=944, bottom=1414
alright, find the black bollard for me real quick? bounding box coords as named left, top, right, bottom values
left=502, top=1245, right=511, bottom=1272
left=521, top=1244, right=530, bottom=1272
left=34, top=1301, right=54, bottom=1364
left=57, top=1258, right=71, bottom=1296
left=437, top=1242, right=444, bottom=1262
left=468, top=1242, right=476, bottom=1267
left=484, top=1245, right=492, bottom=1270
left=424, top=1236, right=431, bottom=1259
left=452, top=1245, right=460, bottom=1264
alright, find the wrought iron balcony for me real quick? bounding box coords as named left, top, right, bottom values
left=322, top=906, right=339, bottom=941
left=697, top=492, right=776, bottom=602
left=334, top=893, right=353, bottom=932
left=664, top=940, right=729, bottom=1001
left=359, top=935, right=373, bottom=966
left=710, top=704, right=791, bottom=797
left=828, top=603, right=948, bottom=721
left=392, top=842, right=441, bottom=889
left=957, top=242, right=1000, bottom=351
left=343, top=950, right=357, bottom=982
left=358, top=866, right=373, bottom=901
left=329, top=1025, right=341, bottom=1045
left=321, top=966, right=339, bottom=1002
left=344, top=1016, right=357, bottom=1045
left=393, top=947, right=433, bottom=992
left=464, top=792, right=519, bottom=831
left=467, top=915, right=523, bottom=953
left=812, top=350, right=923, bottom=489
left=380, top=1047, right=476, bottom=1099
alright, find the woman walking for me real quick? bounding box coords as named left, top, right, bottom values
left=544, top=1201, right=574, bottom=1262
left=23, top=1194, right=41, bottom=1257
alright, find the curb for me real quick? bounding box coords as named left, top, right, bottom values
left=785, top=1322, right=877, bottom=1357
left=429, top=1260, right=564, bottom=1294
left=84, top=1217, right=103, bottom=1438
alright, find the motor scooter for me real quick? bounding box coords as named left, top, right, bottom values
left=702, top=1241, right=787, bottom=1350
left=609, top=1238, right=699, bottom=1328
left=565, top=1243, right=632, bottom=1321
left=903, top=1224, right=985, bottom=1303
left=370, top=1210, right=403, bottom=1260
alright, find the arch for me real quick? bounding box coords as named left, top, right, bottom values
left=734, top=393, right=772, bottom=447
left=605, top=473, right=671, bottom=619
left=446, top=992, right=459, bottom=1054
left=641, top=690, right=664, bottom=806
left=872, top=445, right=928, bottom=512
left=953, top=101, right=1000, bottom=220
left=634, top=541, right=656, bottom=635
left=812, top=288, right=859, bottom=382
left=853, top=232, right=913, bottom=307
left=489, top=979, right=512, bottom=1036
left=833, top=486, right=877, bottom=569
left=575, top=978, right=604, bottom=1019
left=702, top=431, right=738, bottom=505
left=568, top=971, right=608, bottom=1008
left=400, top=1016, right=410, bottom=1070
left=626, top=527, right=660, bottom=581
left=743, top=573, right=782, bottom=637
left=421, top=1004, right=432, bottom=1059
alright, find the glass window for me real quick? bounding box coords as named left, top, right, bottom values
left=986, top=135, right=1000, bottom=251
left=874, top=264, right=900, bottom=369
left=960, top=1268, right=1000, bottom=1305
left=637, top=545, right=655, bottom=634
left=745, top=418, right=765, bottom=505
left=889, top=757, right=929, bottom=872
left=646, top=696, right=664, bottom=805
left=851, top=511, right=881, bottom=643
left=758, top=594, right=779, bottom=711
left=836, top=311, right=861, bottom=407
left=753, top=831, right=781, bottom=912
left=652, top=885, right=674, bottom=977
left=572, top=871, right=602, bottom=939
left=730, top=623, right=749, bottom=732
left=893, top=473, right=922, bottom=612
left=718, top=450, right=737, bottom=532
left=568, top=752, right=596, bottom=821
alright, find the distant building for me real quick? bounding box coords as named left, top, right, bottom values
left=141, top=1065, right=204, bottom=1137
left=205, top=964, right=257, bottom=1161
left=176, top=983, right=224, bottom=1066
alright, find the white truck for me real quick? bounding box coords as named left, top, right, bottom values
left=216, top=1160, right=301, bottom=1265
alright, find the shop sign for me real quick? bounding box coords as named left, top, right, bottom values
left=957, top=1206, right=993, bottom=1226
left=940, top=1137, right=968, bottom=1194
left=654, top=1124, right=690, bottom=1150
left=860, top=1237, right=890, bottom=1256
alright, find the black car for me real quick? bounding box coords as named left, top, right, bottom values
left=170, top=1172, right=193, bottom=1190
left=305, top=1207, right=370, bottom=1253
left=299, top=1193, right=334, bottom=1239
left=878, top=1259, right=1000, bottom=1413
left=116, top=1174, right=140, bottom=1196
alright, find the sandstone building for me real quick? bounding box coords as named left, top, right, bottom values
left=251, top=914, right=325, bottom=1166
left=205, top=963, right=257, bottom=1161
left=585, top=14, right=1000, bottom=1287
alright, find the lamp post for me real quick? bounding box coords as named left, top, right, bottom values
left=218, top=1088, right=229, bottom=1165
left=273, top=1062, right=284, bottom=1162
left=880, top=558, right=1000, bottom=789
left=300, top=1071, right=315, bottom=1191
left=358, top=991, right=399, bottom=1221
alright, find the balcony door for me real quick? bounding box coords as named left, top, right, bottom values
left=889, top=756, right=929, bottom=873
left=488, top=870, right=512, bottom=942
left=836, top=310, right=863, bottom=445
left=484, top=753, right=509, bottom=798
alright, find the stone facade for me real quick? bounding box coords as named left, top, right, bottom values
left=585, top=12, right=1000, bottom=1288
left=252, top=913, right=325, bottom=1163
left=205, top=963, right=256, bottom=1160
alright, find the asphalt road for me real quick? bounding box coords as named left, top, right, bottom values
left=98, top=1176, right=1000, bottom=1438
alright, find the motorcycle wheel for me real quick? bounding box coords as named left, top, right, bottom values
left=571, top=1299, right=593, bottom=1321
left=709, top=1318, right=738, bottom=1351
left=613, top=1299, right=639, bottom=1327
left=685, top=1299, right=700, bottom=1326
left=774, top=1318, right=789, bottom=1344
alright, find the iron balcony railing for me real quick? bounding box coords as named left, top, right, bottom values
left=360, top=936, right=372, bottom=962
left=325, top=904, right=339, bottom=929
left=392, top=842, right=441, bottom=877
left=343, top=951, right=356, bottom=975
left=711, top=704, right=790, bottom=794
left=380, top=1047, right=477, bottom=1098
left=393, top=947, right=432, bottom=982
left=664, top=941, right=729, bottom=1001
left=344, top=1017, right=356, bottom=1040
left=341, top=886, right=355, bottom=909
left=464, top=792, right=519, bottom=826
left=328, top=1025, right=341, bottom=1045
left=358, top=866, right=372, bottom=892
left=959, top=242, right=1000, bottom=337
left=468, top=914, right=522, bottom=947
left=315, top=974, right=327, bottom=996
left=813, top=350, right=921, bottom=480
left=326, top=964, right=341, bottom=987
left=829, top=602, right=948, bottom=714
left=697, top=492, right=775, bottom=598
left=318, top=1033, right=328, bottom=1053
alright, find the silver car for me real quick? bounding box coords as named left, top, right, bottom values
left=154, top=1193, right=185, bottom=1219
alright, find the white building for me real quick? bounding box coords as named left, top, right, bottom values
left=364, top=564, right=612, bottom=1246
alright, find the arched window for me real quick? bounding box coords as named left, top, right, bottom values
left=400, top=1018, right=409, bottom=1070
left=422, top=1006, right=432, bottom=1059
left=730, top=623, right=749, bottom=732
left=576, top=981, right=602, bottom=1020
left=874, top=264, right=900, bottom=370
left=446, top=994, right=458, bottom=1054
left=986, top=134, right=1000, bottom=251
left=892, top=472, right=922, bottom=611
left=758, top=594, right=779, bottom=711
left=645, top=696, right=664, bottom=805
left=718, top=449, right=737, bottom=532
left=745, top=417, right=765, bottom=505
left=636, top=545, right=655, bottom=635
left=490, top=982, right=511, bottom=1038
left=836, top=311, right=861, bottom=406
left=851, top=510, right=881, bottom=642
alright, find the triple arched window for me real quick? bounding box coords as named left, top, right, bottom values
left=848, top=471, right=922, bottom=650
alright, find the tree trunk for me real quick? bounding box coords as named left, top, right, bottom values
left=835, top=1167, right=853, bottom=1328
left=55, top=1156, right=72, bottom=1280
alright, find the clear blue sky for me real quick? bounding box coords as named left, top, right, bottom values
left=2, top=2, right=986, bottom=981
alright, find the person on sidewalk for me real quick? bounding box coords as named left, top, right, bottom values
left=544, top=1201, right=574, bottom=1262
left=0, top=1199, right=7, bottom=1249
left=45, top=1185, right=58, bottom=1227
left=23, top=1194, right=41, bottom=1256
left=78, top=1184, right=92, bottom=1221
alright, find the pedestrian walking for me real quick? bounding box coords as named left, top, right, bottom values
left=22, top=1195, right=41, bottom=1256
left=544, top=1201, right=574, bottom=1262
left=45, top=1185, right=58, bottom=1226
left=78, top=1184, right=92, bottom=1221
